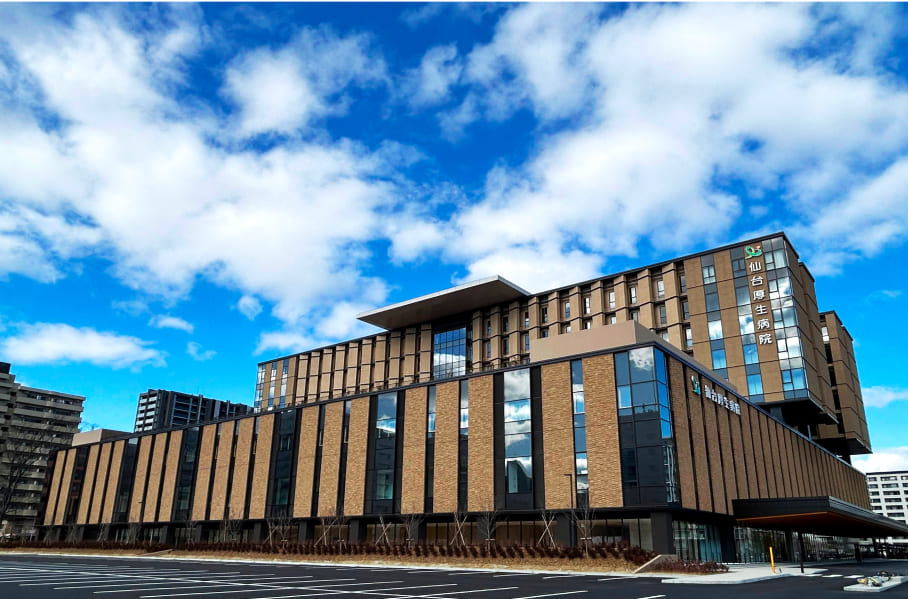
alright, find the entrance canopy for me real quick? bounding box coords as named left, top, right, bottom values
left=734, top=497, right=908, bottom=538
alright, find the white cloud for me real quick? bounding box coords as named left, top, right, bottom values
left=255, top=331, right=317, bottom=356
left=223, top=27, right=386, bottom=136
left=149, top=314, right=194, bottom=333
left=224, top=50, right=318, bottom=136
left=407, top=44, right=462, bottom=107
left=0, top=8, right=394, bottom=339
left=237, top=295, right=263, bottom=320
left=186, top=341, right=215, bottom=361
left=0, top=322, right=164, bottom=368
left=853, top=446, right=908, bottom=474
left=862, top=386, right=908, bottom=409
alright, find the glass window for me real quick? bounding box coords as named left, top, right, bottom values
left=631, top=309, right=639, bottom=322
left=618, top=385, right=632, bottom=408
left=658, top=304, right=667, bottom=325
left=504, top=399, right=531, bottom=422
left=505, top=432, right=532, bottom=457
left=743, top=343, right=759, bottom=364
left=573, top=427, right=587, bottom=452
left=583, top=296, right=591, bottom=314
left=679, top=273, right=687, bottom=294
left=705, top=292, right=719, bottom=312
left=375, top=470, right=394, bottom=500
left=628, top=347, right=655, bottom=382
left=504, top=369, right=531, bottom=400
left=542, top=306, right=548, bottom=323
left=708, top=318, right=723, bottom=340
left=682, top=300, right=690, bottom=320
left=503, top=316, right=509, bottom=332
left=524, top=333, right=530, bottom=352
left=564, top=301, right=571, bottom=319
left=655, top=279, right=665, bottom=298
left=747, top=374, right=763, bottom=395
left=432, top=326, right=468, bottom=379
left=702, top=265, right=716, bottom=284
left=629, top=286, right=638, bottom=304
left=505, top=457, right=532, bottom=493
left=608, top=290, right=616, bottom=309
left=712, top=349, right=727, bottom=370
left=684, top=327, right=693, bottom=348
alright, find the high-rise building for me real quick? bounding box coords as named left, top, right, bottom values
left=134, top=389, right=252, bottom=433
left=0, top=362, right=83, bottom=536
left=256, top=233, right=869, bottom=461
left=867, top=470, right=908, bottom=544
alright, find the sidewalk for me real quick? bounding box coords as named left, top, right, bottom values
left=664, top=562, right=824, bottom=584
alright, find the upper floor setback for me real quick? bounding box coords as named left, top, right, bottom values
left=252, top=230, right=867, bottom=458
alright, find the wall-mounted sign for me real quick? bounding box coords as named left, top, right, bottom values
left=691, top=375, right=741, bottom=415
left=746, top=244, right=774, bottom=346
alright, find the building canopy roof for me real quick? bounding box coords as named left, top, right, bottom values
left=357, top=275, right=530, bottom=330
left=734, top=497, right=908, bottom=538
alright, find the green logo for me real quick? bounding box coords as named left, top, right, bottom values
left=690, top=375, right=701, bottom=395
left=745, top=246, right=763, bottom=258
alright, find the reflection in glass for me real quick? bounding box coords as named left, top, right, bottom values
left=433, top=326, right=469, bottom=379
left=504, top=369, right=531, bottom=400
left=629, top=348, right=654, bottom=383
left=505, top=457, right=532, bottom=493
left=504, top=399, right=531, bottom=422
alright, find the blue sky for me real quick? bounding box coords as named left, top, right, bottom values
left=1, top=3, right=907, bottom=472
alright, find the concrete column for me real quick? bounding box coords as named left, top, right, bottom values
left=555, top=513, right=573, bottom=547
left=719, top=520, right=737, bottom=563
left=348, top=519, right=365, bottom=544
left=650, top=512, right=675, bottom=555
left=298, top=520, right=314, bottom=543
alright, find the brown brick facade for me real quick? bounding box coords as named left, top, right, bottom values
left=467, top=376, right=495, bottom=512
left=583, top=354, right=622, bottom=508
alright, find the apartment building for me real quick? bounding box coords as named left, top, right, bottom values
left=134, top=389, right=252, bottom=433
left=0, top=362, right=83, bottom=536
left=867, top=471, right=908, bottom=543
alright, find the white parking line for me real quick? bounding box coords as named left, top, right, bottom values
left=596, top=577, right=628, bottom=582
left=508, top=592, right=587, bottom=599
left=492, top=573, right=538, bottom=578
left=24, top=573, right=254, bottom=587
left=846, top=575, right=863, bottom=579
left=87, top=577, right=322, bottom=594
left=635, top=595, right=666, bottom=599
left=542, top=575, right=581, bottom=579
left=413, top=587, right=519, bottom=597
left=137, top=578, right=367, bottom=598
left=823, top=574, right=843, bottom=578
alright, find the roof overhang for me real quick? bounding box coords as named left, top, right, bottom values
left=357, top=276, right=531, bottom=331
left=734, top=497, right=908, bottom=538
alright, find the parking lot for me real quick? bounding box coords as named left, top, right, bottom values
left=0, top=554, right=907, bottom=599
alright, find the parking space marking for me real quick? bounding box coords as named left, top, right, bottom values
left=846, top=575, right=863, bottom=579
left=413, top=587, right=520, bottom=597
left=635, top=595, right=665, bottom=599
left=508, top=592, right=588, bottom=599
left=137, top=578, right=368, bottom=597
left=24, top=572, right=255, bottom=587
left=823, top=574, right=843, bottom=577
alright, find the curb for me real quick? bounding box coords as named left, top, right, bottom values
left=0, top=550, right=675, bottom=578
left=663, top=572, right=793, bottom=585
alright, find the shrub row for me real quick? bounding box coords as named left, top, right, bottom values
left=656, top=559, right=730, bottom=574
left=2, top=539, right=657, bottom=565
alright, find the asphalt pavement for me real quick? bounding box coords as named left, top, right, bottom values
left=0, top=553, right=906, bottom=599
